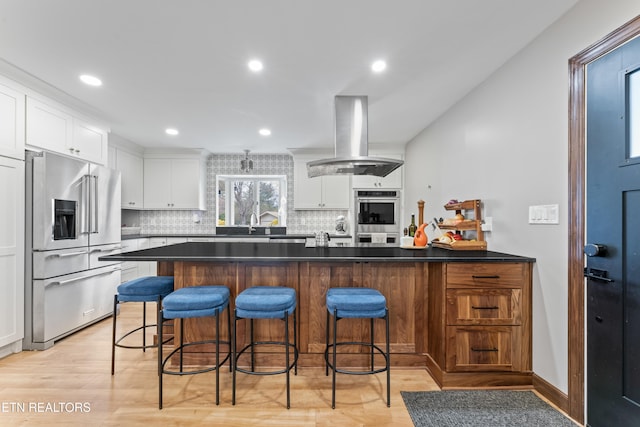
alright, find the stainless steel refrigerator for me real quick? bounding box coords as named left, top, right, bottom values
left=24, top=150, right=122, bottom=350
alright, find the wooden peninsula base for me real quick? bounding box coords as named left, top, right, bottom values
left=152, top=252, right=533, bottom=389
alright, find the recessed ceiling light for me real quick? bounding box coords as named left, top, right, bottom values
left=259, top=128, right=271, bottom=136
left=371, top=60, right=387, bottom=73
left=79, top=74, right=102, bottom=86
left=248, top=59, right=264, bottom=72
left=165, top=128, right=179, bottom=136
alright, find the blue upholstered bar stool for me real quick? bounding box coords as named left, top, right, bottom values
left=232, top=286, right=298, bottom=409
left=325, top=287, right=390, bottom=409
left=111, top=275, right=175, bottom=375
left=158, top=285, right=231, bottom=409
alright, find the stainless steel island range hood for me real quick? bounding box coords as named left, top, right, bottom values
left=307, top=95, right=404, bottom=178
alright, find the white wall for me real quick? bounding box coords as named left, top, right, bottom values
left=404, top=0, right=640, bottom=393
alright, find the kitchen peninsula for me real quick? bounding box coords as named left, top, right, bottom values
left=103, top=242, right=535, bottom=388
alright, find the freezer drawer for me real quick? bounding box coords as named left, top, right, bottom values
left=30, top=264, right=120, bottom=349
left=32, top=247, right=89, bottom=279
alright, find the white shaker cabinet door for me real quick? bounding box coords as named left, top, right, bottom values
left=26, top=97, right=73, bottom=155
left=117, top=150, right=144, bottom=209
left=0, top=156, right=25, bottom=350
left=72, top=118, right=108, bottom=165
left=143, top=158, right=172, bottom=208
left=293, top=158, right=323, bottom=209
left=293, top=156, right=349, bottom=209
left=170, top=159, right=202, bottom=209
left=321, top=174, right=350, bottom=209
left=0, top=80, right=25, bottom=160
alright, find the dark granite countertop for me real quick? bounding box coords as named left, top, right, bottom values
left=103, top=241, right=535, bottom=263
left=121, top=234, right=352, bottom=241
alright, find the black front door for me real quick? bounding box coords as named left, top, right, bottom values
left=586, top=35, right=640, bottom=426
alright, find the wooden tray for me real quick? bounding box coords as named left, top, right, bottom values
left=431, top=240, right=487, bottom=251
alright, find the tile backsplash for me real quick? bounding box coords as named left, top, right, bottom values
left=134, top=153, right=349, bottom=235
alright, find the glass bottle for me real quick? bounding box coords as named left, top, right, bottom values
left=408, top=214, right=417, bottom=237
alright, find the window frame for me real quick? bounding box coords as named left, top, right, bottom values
left=215, top=174, right=287, bottom=227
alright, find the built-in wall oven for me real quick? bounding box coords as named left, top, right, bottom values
left=354, top=190, right=400, bottom=246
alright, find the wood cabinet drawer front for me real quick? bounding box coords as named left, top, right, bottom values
left=446, top=289, right=521, bottom=325
left=446, top=326, right=521, bottom=372
left=446, top=263, right=524, bottom=288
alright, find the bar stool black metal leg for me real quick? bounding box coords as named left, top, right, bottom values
left=294, top=307, right=298, bottom=375
left=332, top=308, right=338, bottom=409
left=232, top=310, right=237, bottom=405
left=325, top=310, right=330, bottom=376
left=227, top=306, right=232, bottom=372
left=142, top=301, right=147, bottom=352
left=285, top=311, right=290, bottom=409
left=386, top=309, right=390, bottom=407
left=370, top=317, right=375, bottom=371
left=250, top=318, right=255, bottom=372
left=158, top=306, right=164, bottom=409
left=215, top=307, right=220, bottom=405
left=111, top=294, right=118, bottom=375
left=178, top=319, right=184, bottom=373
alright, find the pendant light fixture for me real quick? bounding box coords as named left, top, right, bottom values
left=240, top=149, right=253, bottom=173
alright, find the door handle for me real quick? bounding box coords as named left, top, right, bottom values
left=584, top=267, right=614, bottom=283
left=584, top=243, right=608, bottom=257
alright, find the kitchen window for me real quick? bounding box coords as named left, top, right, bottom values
left=216, top=175, right=287, bottom=227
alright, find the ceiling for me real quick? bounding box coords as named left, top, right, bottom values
left=0, top=0, right=578, bottom=154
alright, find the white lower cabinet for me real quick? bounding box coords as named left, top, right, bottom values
left=0, top=156, right=25, bottom=355
left=119, top=239, right=139, bottom=283
left=122, top=237, right=188, bottom=279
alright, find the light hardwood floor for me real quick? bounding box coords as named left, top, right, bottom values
left=0, top=302, right=438, bottom=426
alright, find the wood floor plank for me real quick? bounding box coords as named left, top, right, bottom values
left=0, top=303, right=437, bottom=426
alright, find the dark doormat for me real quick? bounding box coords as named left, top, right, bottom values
left=401, top=390, right=576, bottom=427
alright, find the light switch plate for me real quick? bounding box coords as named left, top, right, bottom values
left=528, top=204, right=559, bottom=224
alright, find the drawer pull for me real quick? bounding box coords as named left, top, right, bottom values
left=471, top=347, right=499, bottom=352
left=472, top=275, right=500, bottom=279
left=471, top=306, right=499, bottom=310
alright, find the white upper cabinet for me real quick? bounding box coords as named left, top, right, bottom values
left=0, top=78, right=26, bottom=160
left=115, top=149, right=144, bottom=209
left=143, top=150, right=207, bottom=210
left=293, top=155, right=350, bottom=210
left=26, top=97, right=72, bottom=155
left=72, top=117, right=108, bottom=165
left=351, top=153, right=403, bottom=189
left=26, top=96, right=108, bottom=165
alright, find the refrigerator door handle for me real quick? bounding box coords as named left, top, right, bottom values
left=44, top=266, right=121, bottom=288
left=91, top=175, right=99, bottom=234
left=81, top=174, right=90, bottom=235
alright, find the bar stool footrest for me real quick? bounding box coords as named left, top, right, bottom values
left=235, top=341, right=299, bottom=375
left=324, top=341, right=389, bottom=375
left=161, top=339, right=231, bottom=376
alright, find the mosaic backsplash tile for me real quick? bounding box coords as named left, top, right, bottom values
left=136, top=153, right=349, bottom=235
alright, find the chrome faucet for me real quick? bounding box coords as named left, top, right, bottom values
left=249, top=212, right=258, bottom=234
